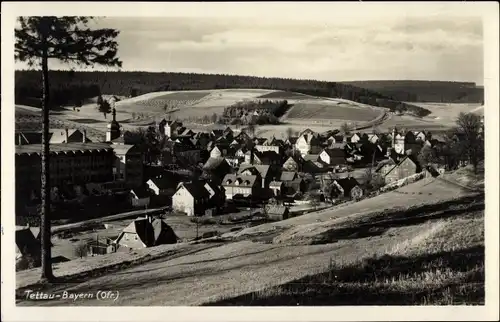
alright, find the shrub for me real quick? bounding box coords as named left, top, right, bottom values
left=16, top=253, right=40, bottom=272
left=74, top=242, right=89, bottom=259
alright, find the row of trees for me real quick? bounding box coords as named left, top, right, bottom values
left=343, top=80, right=484, bottom=103
left=15, top=69, right=421, bottom=112
left=417, top=112, right=484, bottom=174
left=223, top=100, right=290, bottom=118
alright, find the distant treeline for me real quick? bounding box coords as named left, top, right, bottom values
left=15, top=70, right=432, bottom=116
left=342, top=80, right=484, bottom=103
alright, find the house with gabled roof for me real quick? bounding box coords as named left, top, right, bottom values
left=295, top=132, right=322, bottom=156
left=265, top=205, right=290, bottom=221
left=253, top=150, right=282, bottom=166
left=15, top=226, right=41, bottom=263
left=238, top=164, right=271, bottom=188
left=232, top=130, right=250, bottom=142
left=350, top=133, right=362, bottom=143
left=282, top=155, right=303, bottom=172
left=269, top=181, right=284, bottom=197
left=384, top=155, right=422, bottom=184
left=211, top=129, right=224, bottom=138
left=375, top=158, right=397, bottom=177
left=203, top=180, right=225, bottom=210
left=285, top=136, right=298, bottom=147
left=332, top=177, right=363, bottom=200
left=413, top=131, right=426, bottom=142
left=49, top=128, right=91, bottom=144
left=15, top=132, right=43, bottom=145
left=222, top=174, right=261, bottom=200
left=280, top=171, right=306, bottom=195
left=319, top=148, right=346, bottom=166
left=172, top=182, right=210, bottom=216
left=367, top=133, right=379, bottom=144
left=146, top=174, right=178, bottom=197
left=160, top=120, right=182, bottom=138
left=202, top=157, right=232, bottom=185
left=115, top=215, right=177, bottom=249
left=299, top=128, right=315, bottom=136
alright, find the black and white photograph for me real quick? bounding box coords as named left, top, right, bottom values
left=1, top=1, right=498, bottom=321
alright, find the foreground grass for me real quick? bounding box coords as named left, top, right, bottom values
left=206, top=207, right=484, bottom=306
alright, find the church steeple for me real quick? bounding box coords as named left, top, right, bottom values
left=106, top=108, right=121, bottom=142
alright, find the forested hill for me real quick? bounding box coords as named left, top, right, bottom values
left=15, top=70, right=430, bottom=116
left=342, top=80, right=484, bottom=103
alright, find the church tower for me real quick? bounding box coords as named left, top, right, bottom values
left=106, top=108, right=121, bottom=142
left=391, top=127, right=397, bottom=148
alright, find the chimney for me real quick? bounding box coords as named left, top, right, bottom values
left=17, top=134, right=22, bottom=146
left=64, top=128, right=69, bottom=143
left=82, top=129, right=87, bottom=143
left=147, top=214, right=152, bottom=224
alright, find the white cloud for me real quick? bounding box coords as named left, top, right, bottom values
left=14, top=15, right=484, bottom=84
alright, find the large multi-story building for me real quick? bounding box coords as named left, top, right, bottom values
left=15, top=142, right=115, bottom=198
left=111, top=143, right=144, bottom=188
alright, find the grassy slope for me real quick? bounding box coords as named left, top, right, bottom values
left=16, top=176, right=484, bottom=306
left=208, top=207, right=484, bottom=305
left=15, top=106, right=106, bottom=142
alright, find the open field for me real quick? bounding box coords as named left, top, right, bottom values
left=257, top=90, right=313, bottom=100
left=16, top=175, right=483, bottom=306
left=15, top=106, right=106, bottom=142
left=15, top=90, right=482, bottom=139
left=15, top=89, right=392, bottom=136
left=406, top=102, right=483, bottom=126
left=287, top=101, right=382, bottom=122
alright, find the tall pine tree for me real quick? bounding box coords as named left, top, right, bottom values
left=15, top=17, right=122, bottom=281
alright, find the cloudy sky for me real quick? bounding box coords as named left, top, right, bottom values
left=14, top=5, right=484, bottom=84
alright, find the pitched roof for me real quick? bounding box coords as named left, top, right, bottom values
left=48, top=128, right=79, bottom=143
left=131, top=187, right=150, bottom=199
left=203, top=157, right=230, bottom=170
left=266, top=205, right=289, bottom=215
left=375, top=158, right=397, bottom=172
left=280, top=171, right=297, bottom=181
left=180, top=182, right=210, bottom=199
left=333, top=135, right=344, bottom=142
left=120, top=217, right=177, bottom=247
left=222, top=174, right=258, bottom=187
left=323, top=148, right=345, bottom=158
left=15, top=227, right=40, bottom=258
left=238, top=164, right=270, bottom=178
left=269, top=181, right=283, bottom=187
left=303, top=154, right=320, bottom=162
left=15, top=132, right=43, bottom=145
left=212, top=129, right=224, bottom=137
left=148, top=176, right=176, bottom=190
left=335, top=177, right=360, bottom=192
left=298, top=133, right=320, bottom=145
left=329, top=142, right=346, bottom=149
left=255, top=150, right=281, bottom=163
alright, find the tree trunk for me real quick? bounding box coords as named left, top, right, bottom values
left=40, top=47, right=54, bottom=281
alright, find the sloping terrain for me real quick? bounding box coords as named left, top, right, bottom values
left=15, top=106, right=106, bottom=142
left=16, top=177, right=483, bottom=306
